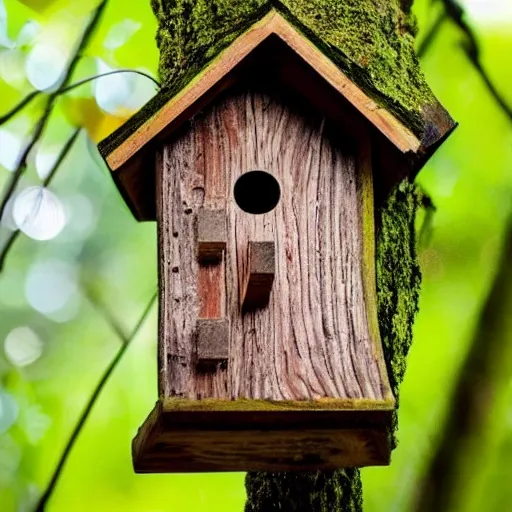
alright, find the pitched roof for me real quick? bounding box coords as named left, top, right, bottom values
left=99, top=10, right=455, bottom=220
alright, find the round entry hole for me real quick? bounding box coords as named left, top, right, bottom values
left=234, top=171, right=281, bottom=215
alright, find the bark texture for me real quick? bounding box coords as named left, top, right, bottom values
left=244, top=181, right=422, bottom=511
left=245, top=469, right=362, bottom=512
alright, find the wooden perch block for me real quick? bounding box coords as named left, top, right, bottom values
left=197, top=209, right=227, bottom=262
left=242, top=241, right=275, bottom=310
left=196, top=318, right=229, bottom=368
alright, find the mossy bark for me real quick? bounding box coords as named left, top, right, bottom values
left=150, top=0, right=436, bottom=138
left=244, top=181, right=422, bottom=512
left=245, top=468, right=362, bottom=512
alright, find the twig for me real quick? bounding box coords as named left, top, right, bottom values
left=0, top=90, right=41, bottom=125
left=0, top=0, right=108, bottom=222
left=461, top=46, right=512, bottom=122
left=34, top=290, right=158, bottom=512
left=413, top=213, right=512, bottom=511
left=0, top=128, right=81, bottom=272
left=0, top=69, right=160, bottom=127
left=42, top=128, right=81, bottom=187
left=417, top=187, right=437, bottom=249
left=59, top=69, right=161, bottom=94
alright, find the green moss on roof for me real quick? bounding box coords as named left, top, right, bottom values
left=150, top=0, right=443, bottom=139
left=99, top=0, right=455, bottom=160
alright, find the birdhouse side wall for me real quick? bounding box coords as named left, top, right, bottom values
left=156, top=89, right=392, bottom=406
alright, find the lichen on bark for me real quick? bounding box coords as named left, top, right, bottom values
left=245, top=180, right=423, bottom=511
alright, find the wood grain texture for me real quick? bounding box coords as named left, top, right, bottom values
left=105, top=11, right=420, bottom=173
left=242, top=241, right=275, bottom=310
left=198, top=264, right=224, bottom=319
left=158, top=89, right=392, bottom=404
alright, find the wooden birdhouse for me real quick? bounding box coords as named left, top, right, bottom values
left=99, top=10, right=455, bottom=473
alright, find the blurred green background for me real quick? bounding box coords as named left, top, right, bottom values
left=0, top=0, right=511, bottom=510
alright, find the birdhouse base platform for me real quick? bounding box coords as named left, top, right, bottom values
left=132, top=399, right=393, bottom=473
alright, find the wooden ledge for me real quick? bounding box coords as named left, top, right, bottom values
left=132, top=398, right=393, bottom=473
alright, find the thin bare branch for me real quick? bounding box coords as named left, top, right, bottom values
left=42, top=128, right=81, bottom=187
left=34, top=290, right=157, bottom=512
left=0, top=90, right=41, bottom=125
left=461, top=45, right=512, bottom=122
left=0, top=70, right=159, bottom=128
left=84, top=286, right=131, bottom=344
left=417, top=187, right=437, bottom=249
left=0, top=128, right=81, bottom=273
left=59, top=69, right=161, bottom=94
left=0, top=0, right=108, bottom=222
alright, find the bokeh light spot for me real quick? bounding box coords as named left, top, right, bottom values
left=25, top=259, right=78, bottom=317
left=4, top=327, right=43, bottom=367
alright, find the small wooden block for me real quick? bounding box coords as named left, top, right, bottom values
left=197, top=209, right=227, bottom=262
left=242, top=241, right=275, bottom=311
left=196, top=319, right=229, bottom=367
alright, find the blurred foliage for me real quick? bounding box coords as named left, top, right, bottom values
left=0, top=0, right=511, bottom=511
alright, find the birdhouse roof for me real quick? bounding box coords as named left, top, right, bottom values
left=99, top=7, right=456, bottom=221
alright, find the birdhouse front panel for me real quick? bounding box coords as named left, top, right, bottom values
left=157, top=89, right=389, bottom=407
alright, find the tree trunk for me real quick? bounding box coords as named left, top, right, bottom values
left=245, top=469, right=362, bottom=512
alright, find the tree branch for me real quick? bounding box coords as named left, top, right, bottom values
left=0, top=0, right=108, bottom=222
left=415, top=0, right=511, bottom=121
left=0, top=69, right=160, bottom=127
left=59, top=69, right=161, bottom=94
left=461, top=44, right=512, bottom=122
left=0, top=90, right=41, bottom=125
left=413, top=212, right=512, bottom=511
left=34, top=290, right=157, bottom=512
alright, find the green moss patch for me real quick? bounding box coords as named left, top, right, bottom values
left=376, top=179, right=422, bottom=448
left=150, top=0, right=443, bottom=140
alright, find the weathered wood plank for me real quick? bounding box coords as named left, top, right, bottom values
left=158, top=89, right=390, bottom=404
left=198, top=264, right=224, bottom=319
left=132, top=400, right=392, bottom=473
